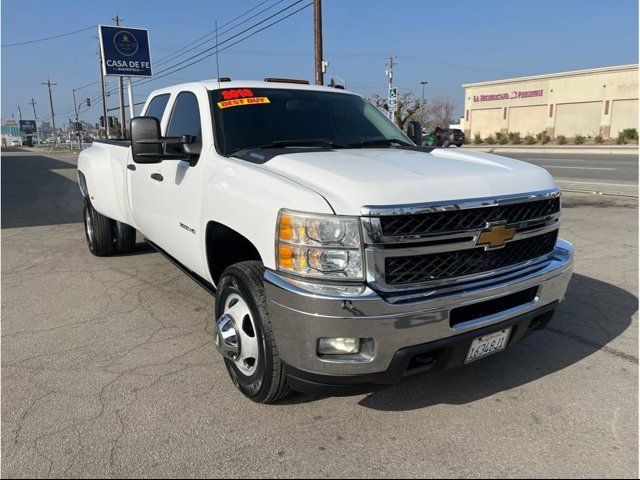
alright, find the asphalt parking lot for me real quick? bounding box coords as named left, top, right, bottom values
left=2, top=148, right=638, bottom=478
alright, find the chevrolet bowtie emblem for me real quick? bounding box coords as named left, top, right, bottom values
left=476, top=224, right=516, bottom=249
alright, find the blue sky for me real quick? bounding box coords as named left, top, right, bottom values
left=2, top=0, right=638, bottom=125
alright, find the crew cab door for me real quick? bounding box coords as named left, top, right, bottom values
left=127, top=93, right=171, bottom=242
left=127, top=88, right=210, bottom=275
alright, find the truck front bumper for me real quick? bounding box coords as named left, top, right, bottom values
left=264, top=239, right=574, bottom=395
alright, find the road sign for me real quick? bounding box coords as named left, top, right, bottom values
left=388, top=87, right=398, bottom=112
left=19, top=120, right=37, bottom=135
left=99, top=25, right=152, bottom=77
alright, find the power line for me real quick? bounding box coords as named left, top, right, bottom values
left=154, top=0, right=287, bottom=68
left=144, top=0, right=308, bottom=80
left=132, top=1, right=313, bottom=88
left=3, top=25, right=96, bottom=48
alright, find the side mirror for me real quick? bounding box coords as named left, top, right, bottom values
left=130, top=116, right=194, bottom=163
left=406, top=121, right=423, bottom=146
left=131, top=117, right=162, bottom=164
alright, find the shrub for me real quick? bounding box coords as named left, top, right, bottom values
left=495, top=132, right=505, bottom=142
left=485, top=135, right=496, bottom=144
left=525, top=135, right=536, bottom=145
left=510, top=132, right=522, bottom=144
left=574, top=135, right=585, bottom=145
left=617, top=133, right=627, bottom=144
left=498, top=135, right=509, bottom=144
left=594, top=135, right=604, bottom=144
left=622, top=128, right=638, bottom=141
left=538, top=131, right=551, bottom=144
left=473, top=133, right=482, bottom=144
left=557, top=135, right=567, bottom=145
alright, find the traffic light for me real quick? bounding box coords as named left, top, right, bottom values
left=100, top=116, right=105, bottom=127
left=86, top=98, right=91, bottom=107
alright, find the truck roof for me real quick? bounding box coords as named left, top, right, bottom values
left=148, top=79, right=355, bottom=97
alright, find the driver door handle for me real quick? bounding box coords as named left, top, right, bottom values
left=127, top=164, right=136, bottom=171
left=151, top=173, right=163, bottom=182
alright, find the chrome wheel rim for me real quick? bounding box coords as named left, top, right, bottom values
left=84, top=207, right=94, bottom=247
left=223, top=293, right=259, bottom=376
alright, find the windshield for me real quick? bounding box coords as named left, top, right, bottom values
left=210, top=87, right=412, bottom=156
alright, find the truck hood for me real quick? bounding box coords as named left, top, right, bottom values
left=260, top=147, right=557, bottom=215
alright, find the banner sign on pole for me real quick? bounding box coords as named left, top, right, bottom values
left=99, top=25, right=152, bottom=77
left=388, top=87, right=398, bottom=112
left=19, top=120, right=37, bottom=135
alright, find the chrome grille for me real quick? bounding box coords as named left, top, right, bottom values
left=361, top=189, right=562, bottom=292
left=379, top=197, right=560, bottom=237
left=384, top=230, right=558, bottom=286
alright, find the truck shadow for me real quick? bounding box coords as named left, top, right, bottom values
left=283, top=273, right=637, bottom=409
left=1, top=151, right=81, bottom=229
left=353, top=273, right=636, bottom=411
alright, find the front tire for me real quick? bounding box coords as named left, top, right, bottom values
left=215, top=261, right=290, bottom=404
left=442, top=139, right=451, bottom=147
left=83, top=199, right=114, bottom=256
left=113, top=220, right=136, bottom=254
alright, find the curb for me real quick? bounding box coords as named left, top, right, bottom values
left=460, top=146, right=638, bottom=155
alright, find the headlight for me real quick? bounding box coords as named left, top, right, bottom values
left=276, top=210, right=363, bottom=280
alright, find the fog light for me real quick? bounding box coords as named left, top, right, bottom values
left=317, top=337, right=360, bottom=355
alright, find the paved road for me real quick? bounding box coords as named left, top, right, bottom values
left=2, top=148, right=638, bottom=478
left=497, top=152, right=638, bottom=196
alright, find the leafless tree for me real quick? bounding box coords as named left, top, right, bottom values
left=369, top=92, right=459, bottom=132
left=426, top=97, right=459, bottom=130
left=369, top=92, right=423, bottom=131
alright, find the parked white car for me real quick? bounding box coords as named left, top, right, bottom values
left=78, top=79, right=573, bottom=403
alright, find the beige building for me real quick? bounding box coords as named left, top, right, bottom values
left=461, top=64, right=638, bottom=139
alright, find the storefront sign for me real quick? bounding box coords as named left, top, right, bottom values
left=473, top=89, right=544, bottom=102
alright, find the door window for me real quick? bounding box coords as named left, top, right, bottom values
left=144, top=93, right=170, bottom=122
left=167, top=92, right=202, bottom=142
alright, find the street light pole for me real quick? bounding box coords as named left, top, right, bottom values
left=98, top=47, right=110, bottom=138
left=421, top=81, right=428, bottom=125
left=113, top=14, right=127, bottom=138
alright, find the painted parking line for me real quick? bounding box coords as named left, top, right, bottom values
left=541, top=165, right=616, bottom=170
left=556, top=180, right=636, bottom=187
left=526, top=158, right=588, bottom=162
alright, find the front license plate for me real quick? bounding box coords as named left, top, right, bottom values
left=465, top=328, right=511, bottom=364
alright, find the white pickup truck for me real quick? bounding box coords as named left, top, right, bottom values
left=78, top=78, right=573, bottom=403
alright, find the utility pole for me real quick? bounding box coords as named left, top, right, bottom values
left=313, top=0, right=324, bottom=85
left=385, top=56, right=396, bottom=122
left=17, top=105, right=23, bottom=121
left=42, top=78, right=57, bottom=144
left=113, top=14, right=127, bottom=138
left=28, top=98, right=39, bottom=141
left=29, top=98, right=38, bottom=119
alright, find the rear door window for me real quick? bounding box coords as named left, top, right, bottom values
left=144, top=94, right=170, bottom=122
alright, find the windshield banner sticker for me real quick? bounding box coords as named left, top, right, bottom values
left=217, top=97, right=270, bottom=109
